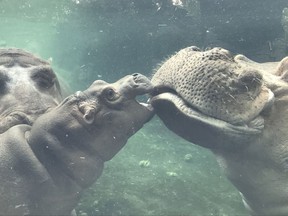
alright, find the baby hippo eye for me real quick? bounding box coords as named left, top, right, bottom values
left=104, top=88, right=118, bottom=101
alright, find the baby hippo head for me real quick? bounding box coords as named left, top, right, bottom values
left=151, top=47, right=274, bottom=148
left=42, top=73, right=155, bottom=162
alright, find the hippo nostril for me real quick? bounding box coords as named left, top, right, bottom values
left=189, top=46, right=201, bottom=52
left=83, top=108, right=95, bottom=124
left=132, top=73, right=145, bottom=85
left=132, top=73, right=139, bottom=77
left=132, top=73, right=140, bottom=83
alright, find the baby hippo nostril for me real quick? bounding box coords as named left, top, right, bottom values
left=131, top=73, right=151, bottom=86
left=83, top=108, right=95, bottom=124
left=132, top=73, right=140, bottom=83
left=132, top=73, right=141, bottom=81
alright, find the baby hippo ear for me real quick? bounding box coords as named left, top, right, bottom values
left=83, top=107, right=95, bottom=124
left=276, top=57, right=288, bottom=82
left=78, top=101, right=97, bottom=124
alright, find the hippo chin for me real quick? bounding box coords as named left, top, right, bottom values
left=151, top=46, right=288, bottom=215
left=0, top=48, right=154, bottom=215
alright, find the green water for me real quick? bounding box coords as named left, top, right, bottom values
left=0, top=0, right=273, bottom=215
left=78, top=117, right=248, bottom=215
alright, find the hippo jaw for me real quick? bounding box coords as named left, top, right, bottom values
left=150, top=90, right=273, bottom=149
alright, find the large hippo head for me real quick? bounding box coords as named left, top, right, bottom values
left=150, top=46, right=288, bottom=215
left=0, top=48, right=62, bottom=133
left=151, top=46, right=275, bottom=148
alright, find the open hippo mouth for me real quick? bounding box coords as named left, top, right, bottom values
left=150, top=46, right=275, bottom=148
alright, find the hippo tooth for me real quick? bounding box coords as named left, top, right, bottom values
left=139, top=102, right=154, bottom=111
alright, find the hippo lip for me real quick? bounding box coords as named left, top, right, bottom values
left=150, top=91, right=268, bottom=135
left=8, top=112, right=32, bottom=125
left=2, top=111, right=32, bottom=124
left=0, top=111, right=32, bottom=133
left=0, top=108, right=52, bottom=131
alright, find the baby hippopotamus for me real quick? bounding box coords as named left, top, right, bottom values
left=0, top=48, right=154, bottom=215
left=150, top=46, right=288, bottom=215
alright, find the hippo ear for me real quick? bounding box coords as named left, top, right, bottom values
left=277, top=57, right=288, bottom=82
left=83, top=108, right=95, bottom=124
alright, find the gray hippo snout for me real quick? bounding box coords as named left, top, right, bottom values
left=84, top=73, right=154, bottom=100
left=118, top=73, right=154, bottom=98
left=131, top=73, right=152, bottom=87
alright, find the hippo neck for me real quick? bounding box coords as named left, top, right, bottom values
left=214, top=149, right=288, bottom=216
left=27, top=126, right=105, bottom=189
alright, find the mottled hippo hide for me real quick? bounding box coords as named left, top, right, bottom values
left=150, top=46, right=288, bottom=215
left=0, top=48, right=154, bottom=215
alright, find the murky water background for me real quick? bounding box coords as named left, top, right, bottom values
left=1, top=0, right=287, bottom=215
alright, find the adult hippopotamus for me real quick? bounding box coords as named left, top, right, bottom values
left=0, top=48, right=154, bottom=215
left=150, top=46, right=288, bottom=215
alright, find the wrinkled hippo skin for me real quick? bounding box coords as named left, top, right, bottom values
left=150, top=46, right=288, bottom=215
left=0, top=48, right=154, bottom=215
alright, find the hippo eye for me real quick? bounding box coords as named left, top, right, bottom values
left=0, top=72, right=8, bottom=93
left=104, top=88, right=118, bottom=101
left=32, top=69, right=55, bottom=89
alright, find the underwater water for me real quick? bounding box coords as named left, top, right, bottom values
left=77, top=117, right=248, bottom=216
left=0, top=0, right=288, bottom=215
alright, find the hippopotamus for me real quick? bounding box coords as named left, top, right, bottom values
left=150, top=46, right=288, bottom=215
left=0, top=48, right=154, bottom=215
